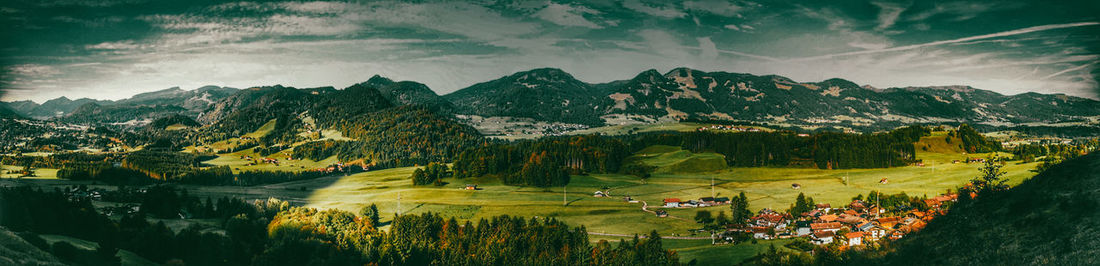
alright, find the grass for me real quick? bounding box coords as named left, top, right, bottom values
left=627, top=145, right=728, bottom=174
left=202, top=149, right=339, bottom=174
left=305, top=145, right=1037, bottom=234
left=38, top=235, right=156, bottom=266
left=0, top=165, right=58, bottom=179
left=0, top=228, right=65, bottom=266
left=299, top=133, right=1040, bottom=264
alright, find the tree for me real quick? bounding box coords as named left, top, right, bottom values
left=360, top=204, right=380, bottom=225
left=694, top=210, right=714, bottom=225
left=730, top=192, right=751, bottom=226
left=972, top=155, right=1007, bottom=194
left=789, top=192, right=810, bottom=216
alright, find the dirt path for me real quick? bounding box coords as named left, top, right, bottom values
left=640, top=200, right=688, bottom=221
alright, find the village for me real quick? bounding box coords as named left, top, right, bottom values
left=649, top=190, right=960, bottom=250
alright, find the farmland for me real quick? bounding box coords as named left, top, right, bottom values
left=300, top=130, right=1040, bottom=263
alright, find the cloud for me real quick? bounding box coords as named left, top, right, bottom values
left=697, top=37, right=718, bottom=59
left=86, top=40, right=144, bottom=50
left=534, top=3, right=603, bottom=29
left=872, top=1, right=906, bottom=31
left=683, top=0, right=745, bottom=17
left=847, top=41, right=890, bottom=50
left=35, top=0, right=146, bottom=7
left=906, top=1, right=1023, bottom=24
left=799, top=6, right=894, bottom=50
left=1041, top=61, right=1097, bottom=80
left=790, top=22, right=1100, bottom=62
left=623, top=0, right=686, bottom=18
left=6, top=64, right=60, bottom=77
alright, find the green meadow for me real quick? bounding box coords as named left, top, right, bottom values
left=299, top=130, right=1038, bottom=263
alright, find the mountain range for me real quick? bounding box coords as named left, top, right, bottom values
left=445, top=67, right=1100, bottom=129
left=4, top=68, right=1099, bottom=132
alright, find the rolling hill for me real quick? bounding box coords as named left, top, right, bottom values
left=881, top=151, right=1100, bottom=265
left=444, top=68, right=607, bottom=125
left=362, top=75, right=454, bottom=112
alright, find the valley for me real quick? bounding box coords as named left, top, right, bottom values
left=0, top=67, right=1096, bottom=265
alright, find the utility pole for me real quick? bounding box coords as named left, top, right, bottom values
left=563, top=185, right=567, bottom=206
left=397, top=192, right=401, bottom=216
left=711, top=176, right=715, bottom=198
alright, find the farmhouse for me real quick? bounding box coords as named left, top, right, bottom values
left=810, top=222, right=843, bottom=233
left=655, top=210, right=668, bottom=217
left=663, top=198, right=681, bottom=208
left=845, top=232, right=864, bottom=246
left=812, top=231, right=835, bottom=245
left=752, top=227, right=771, bottom=239
left=795, top=221, right=812, bottom=236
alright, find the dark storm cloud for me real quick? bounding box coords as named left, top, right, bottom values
left=1, top=0, right=1098, bottom=102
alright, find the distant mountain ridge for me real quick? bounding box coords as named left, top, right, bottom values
left=1, top=85, right=238, bottom=121
left=442, top=67, right=1100, bottom=129
left=5, top=68, right=1098, bottom=131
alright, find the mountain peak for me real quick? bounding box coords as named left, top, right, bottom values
left=365, top=75, right=395, bottom=87
left=665, top=67, right=697, bottom=77
left=510, top=68, right=576, bottom=82
left=44, top=96, right=72, bottom=104
left=817, top=78, right=860, bottom=89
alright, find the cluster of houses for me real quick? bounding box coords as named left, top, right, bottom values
left=240, top=155, right=284, bottom=166
left=711, top=193, right=960, bottom=249
left=662, top=196, right=732, bottom=208
left=696, top=125, right=763, bottom=132
left=64, top=186, right=106, bottom=201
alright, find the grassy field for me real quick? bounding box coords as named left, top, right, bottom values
left=627, top=145, right=728, bottom=174
left=301, top=131, right=1039, bottom=264
left=39, top=235, right=155, bottom=266
left=0, top=165, right=58, bottom=179
left=201, top=148, right=340, bottom=174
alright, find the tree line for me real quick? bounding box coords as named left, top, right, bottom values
left=0, top=186, right=684, bottom=265
left=450, top=134, right=631, bottom=187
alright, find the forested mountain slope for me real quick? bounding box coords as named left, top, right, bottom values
left=881, top=151, right=1100, bottom=265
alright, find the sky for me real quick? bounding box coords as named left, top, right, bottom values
left=1, top=0, right=1099, bottom=103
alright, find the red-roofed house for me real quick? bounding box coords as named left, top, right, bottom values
left=810, top=222, right=843, bottom=233
left=813, top=231, right=835, bottom=245
left=663, top=198, right=681, bottom=208
left=846, top=232, right=864, bottom=246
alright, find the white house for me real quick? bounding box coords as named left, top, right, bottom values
left=812, top=231, right=835, bottom=245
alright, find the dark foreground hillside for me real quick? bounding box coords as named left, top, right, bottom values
left=882, top=152, right=1100, bottom=265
